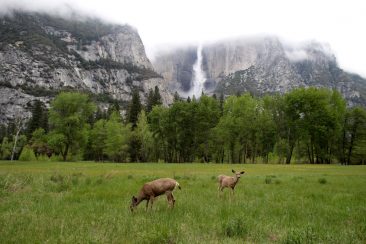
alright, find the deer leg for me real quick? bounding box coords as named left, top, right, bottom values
left=149, top=196, right=155, bottom=210
left=166, top=191, right=175, bottom=208
left=145, top=198, right=150, bottom=211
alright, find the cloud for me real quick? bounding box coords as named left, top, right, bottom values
left=0, top=0, right=365, bottom=77
left=285, top=49, right=309, bottom=62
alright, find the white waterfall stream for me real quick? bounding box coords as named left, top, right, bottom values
left=189, top=44, right=206, bottom=98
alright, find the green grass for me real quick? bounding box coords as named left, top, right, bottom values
left=0, top=161, right=365, bottom=243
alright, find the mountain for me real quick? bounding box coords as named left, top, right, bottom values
left=153, top=37, right=366, bottom=105
left=0, top=11, right=173, bottom=124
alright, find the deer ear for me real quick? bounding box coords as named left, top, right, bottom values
left=132, top=196, right=137, bottom=202
left=240, top=171, right=245, bottom=174
left=232, top=169, right=236, bottom=173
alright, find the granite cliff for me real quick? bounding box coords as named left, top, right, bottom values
left=0, top=11, right=172, bottom=124
left=153, top=37, right=366, bottom=105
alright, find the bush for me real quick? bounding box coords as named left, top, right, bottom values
left=18, top=145, right=36, bottom=161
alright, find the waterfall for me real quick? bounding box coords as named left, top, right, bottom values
left=189, top=44, right=206, bottom=98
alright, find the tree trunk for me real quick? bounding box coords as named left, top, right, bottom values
left=11, top=118, right=23, bottom=161
left=286, top=142, right=294, bottom=164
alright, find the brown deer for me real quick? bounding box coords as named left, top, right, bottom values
left=130, top=178, right=181, bottom=212
left=218, top=169, right=245, bottom=196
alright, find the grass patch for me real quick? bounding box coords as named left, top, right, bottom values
left=0, top=161, right=365, bottom=243
left=318, top=178, right=327, bottom=184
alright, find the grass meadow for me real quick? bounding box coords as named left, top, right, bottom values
left=0, top=161, right=365, bottom=243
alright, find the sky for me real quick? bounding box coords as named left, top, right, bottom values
left=1, top=0, right=366, bottom=77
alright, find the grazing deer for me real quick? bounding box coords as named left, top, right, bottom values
left=130, top=178, right=181, bottom=212
left=218, top=169, right=245, bottom=196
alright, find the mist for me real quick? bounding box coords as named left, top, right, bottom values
left=1, top=0, right=365, bottom=77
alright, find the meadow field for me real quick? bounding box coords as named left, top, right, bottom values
left=0, top=161, right=365, bottom=243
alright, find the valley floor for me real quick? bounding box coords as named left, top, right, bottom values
left=0, top=161, right=365, bottom=243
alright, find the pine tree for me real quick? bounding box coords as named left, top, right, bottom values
left=173, top=91, right=181, bottom=102
left=153, top=86, right=162, bottom=106
left=219, top=92, right=224, bottom=116
left=146, top=89, right=155, bottom=113
left=26, top=100, right=47, bottom=138
left=128, top=89, right=142, bottom=129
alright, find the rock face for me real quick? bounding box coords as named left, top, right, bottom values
left=153, top=36, right=366, bottom=105
left=0, top=11, right=173, bottom=124
left=153, top=46, right=197, bottom=93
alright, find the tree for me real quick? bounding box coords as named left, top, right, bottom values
left=173, top=91, right=181, bottom=102
left=341, top=106, right=366, bottom=164
left=195, top=95, right=220, bottom=162
left=30, top=128, right=50, bottom=158
left=48, top=92, right=96, bottom=161
left=128, top=89, right=142, bottom=129
left=11, top=115, right=26, bottom=161
left=153, top=86, right=162, bottom=106
left=26, top=100, right=48, bottom=138
left=214, top=94, right=257, bottom=163
left=146, top=86, right=162, bottom=113
left=149, top=105, right=169, bottom=162
left=134, top=110, right=153, bottom=162
left=146, top=89, right=155, bottom=113
left=283, top=88, right=346, bottom=164
left=105, top=112, right=131, bottom=162
left=89, top=119, right=108, bottom=161
left=0, top=137, right=12, bottom=160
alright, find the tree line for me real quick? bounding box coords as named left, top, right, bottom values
left=0, top=86, right=365, bottom=164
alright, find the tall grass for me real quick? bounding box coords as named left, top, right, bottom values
left=0, top=161, right=365, bottom=243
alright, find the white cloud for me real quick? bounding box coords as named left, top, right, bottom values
left=1, top=0, right=366, bottom=77
left=285, top=50, right=309, bottom=62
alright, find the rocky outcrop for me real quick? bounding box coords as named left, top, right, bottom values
left=153, top=46, right=197, bottom=93
left=153, top=36, right=366, bottom=106
left=0, top=11, right=173, bottom=124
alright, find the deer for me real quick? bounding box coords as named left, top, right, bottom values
left=218, top=169, right=245, bottom=196
left=130, top=178, right=181, bottom=212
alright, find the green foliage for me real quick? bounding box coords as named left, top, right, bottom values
left=105, top=112, right=131, bottom=162
left=30, top=128, right=50, bottom=158
left=3, top=87, right=363, bottom=164
left=134, top=111, right=153, bottom=162
left=0, top=137, right=12, bottom=160
left=127, top=89, right=142, bottom=129
left=18, top=145, right=36, bottom=161
left=89, top=119, right=108, bottom=161
left=48, top=92, right=96, bottom=161
left=26, top=100, right=48, bottom=138
left=340, top=106, right=366, bottom=164
left=146, top=86, right=163, bottom=113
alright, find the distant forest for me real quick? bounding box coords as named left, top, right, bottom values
left=1, top=87, right=365, bottom=164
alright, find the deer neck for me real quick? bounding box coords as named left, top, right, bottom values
left=135, top=193, right=146, bottom=206
left=233, top=175, right=240, bottom=184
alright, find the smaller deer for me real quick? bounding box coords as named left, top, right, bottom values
left=130, top=178, right=181, bottom=212
left=218, top=169, right=245, bottom=196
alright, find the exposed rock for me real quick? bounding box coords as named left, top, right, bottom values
left=153, top=36, right=366, bottom=106
left=0, top=11, right=173, bottom=124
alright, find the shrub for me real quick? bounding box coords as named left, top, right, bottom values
left=18, top=145, right=37, bottom=161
